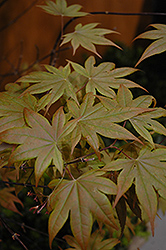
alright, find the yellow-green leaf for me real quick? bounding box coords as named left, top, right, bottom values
left=100, top=85, right=166, bottom=147
left=135, top=24, right=166, bottom=66
left=39, top=0, right=87, bottom=17
left=0, top=92, right=38, bottom=133
left=47, top=170, right=118, bottom=249
left=18, top=64, right=78, bottom=110
left=61, top=23, right=121, bottom=58
left=69, top=56, right=146, bottom=98
left=0, top=107, right=77, bottom=185
left=67, top=93, right=150, bottom=155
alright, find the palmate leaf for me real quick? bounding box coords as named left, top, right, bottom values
left=39, top=0, right=87, bottom=17
left=134, top=24, right=166, bottom=66
left=0, top=187, right=23, bottom=215
left=18, top=64, right=78, bottom=110
left=0, top=92, right=37, bottom=133
left=0, top=107, right=77, bottom=185
left=47, top=170, right=118, bottom=249
left=64, top=230, right=119, bottom=250
left=99, top=85, right=166, bottom=146
left=103, top=146, right=166, bottom=235
left=69, top=56, right=146, bottom=98
left=67, top=93, right=152, bottom=155
left=61, top=23, right=121, bottom=58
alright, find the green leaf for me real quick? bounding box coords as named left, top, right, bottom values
left=39, top=0, right=87, bottom=17
left=64, top=230, right=119, bottom=250
left=67, top=93, right=150, bottom=155
left=61, top=23, right=121, bottom=58
left=47, top=170, right=118, bottom=249
left=0, top=92, right=38, bottom=133
left=0, top=187, right=23, bottom=215
left=18, top=64, right=78, bottom=111
left=69, top=56, right=146, bottom=98
left=134, top=24, right=166, bottom=66
left=0, top=107, right=77, bottom=185
left=103, top=146, right=166, bottom=235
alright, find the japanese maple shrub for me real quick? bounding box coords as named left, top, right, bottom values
left=0, top=1, right=166, bottom=250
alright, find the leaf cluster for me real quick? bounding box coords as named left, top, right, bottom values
left=0, top=1, right=166, bottom=249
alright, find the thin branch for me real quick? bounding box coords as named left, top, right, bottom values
left=0, top=215, right=28, bottom=250
left=4, top=218, right=66, bottom=243
left=90, top=11, right=166, bottom=16
left=1, top=180, right=48, bottom=188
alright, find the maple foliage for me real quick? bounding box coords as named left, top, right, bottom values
left=135, top=24, right=166, bottom=66
left=0, top=187, right=23, bottom=215
left=103, top=146, right=166, bottom=235
left=61, top=23, right=121, bottom=58
left=39, top=0, right=88, bottom=17
left=64, top=229, right=119, bottom=250
left=0, top=0, right=166, bottom=250
left=47, top=170, right=118, bottom=249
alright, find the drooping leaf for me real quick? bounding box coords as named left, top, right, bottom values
left=67, top=93, right=152, bottom=155
left=18, top=64, right=78, bottom=110
left=103, top=146, right=166, bottom=235
left=0, top=107, right=77, bottom=185
left=134, top=24, right=166, bottom=66
left=0, top=187, right=23, bottom=215
left=47, top=170, right=118, bottom=249
left=39, top=0, right=88, bottom=17
left=61, top=23, right=121, bottom=58
left=69, top=56, right=146, bottom=98
left=64, top=229, right=119, bottom=250
left=100, top=85, right=166, bottom=146
left=0, top=92, right=38, bottom=133
left=115, top=197, right=127, bottom=237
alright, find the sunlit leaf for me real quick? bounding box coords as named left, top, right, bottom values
left=39, top=0, right=87, bottom=17
left=134, top=24, right=166, bottom=66
left=61, top=23, right=121, bottom=58
left=103, top=146, right=166, bottom=235
left=47, top=170, right=118, bottom=249
left=0, top=187, right=23, bottom=215
left=0, top=107, right=77, bottom=185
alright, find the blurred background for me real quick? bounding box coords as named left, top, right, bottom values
left=0, top=0, right=164, bottom=86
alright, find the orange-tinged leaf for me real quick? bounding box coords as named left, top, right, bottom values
left=0, top=187, right=23, bottom=215
left=69, top=56, right=146, bottom=97
left=134, top=24, right=166, bottom=66
left=47, top=170, right=118, bottom=249
left=39, top=0, right=88, bottom=17
left=64, top=229, right=119, bottom=250
left=103, top=146, right=166, bottom=235
left=61, top=23, right=121, bottom=58
left=0, top=107, right=77, bottom=185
